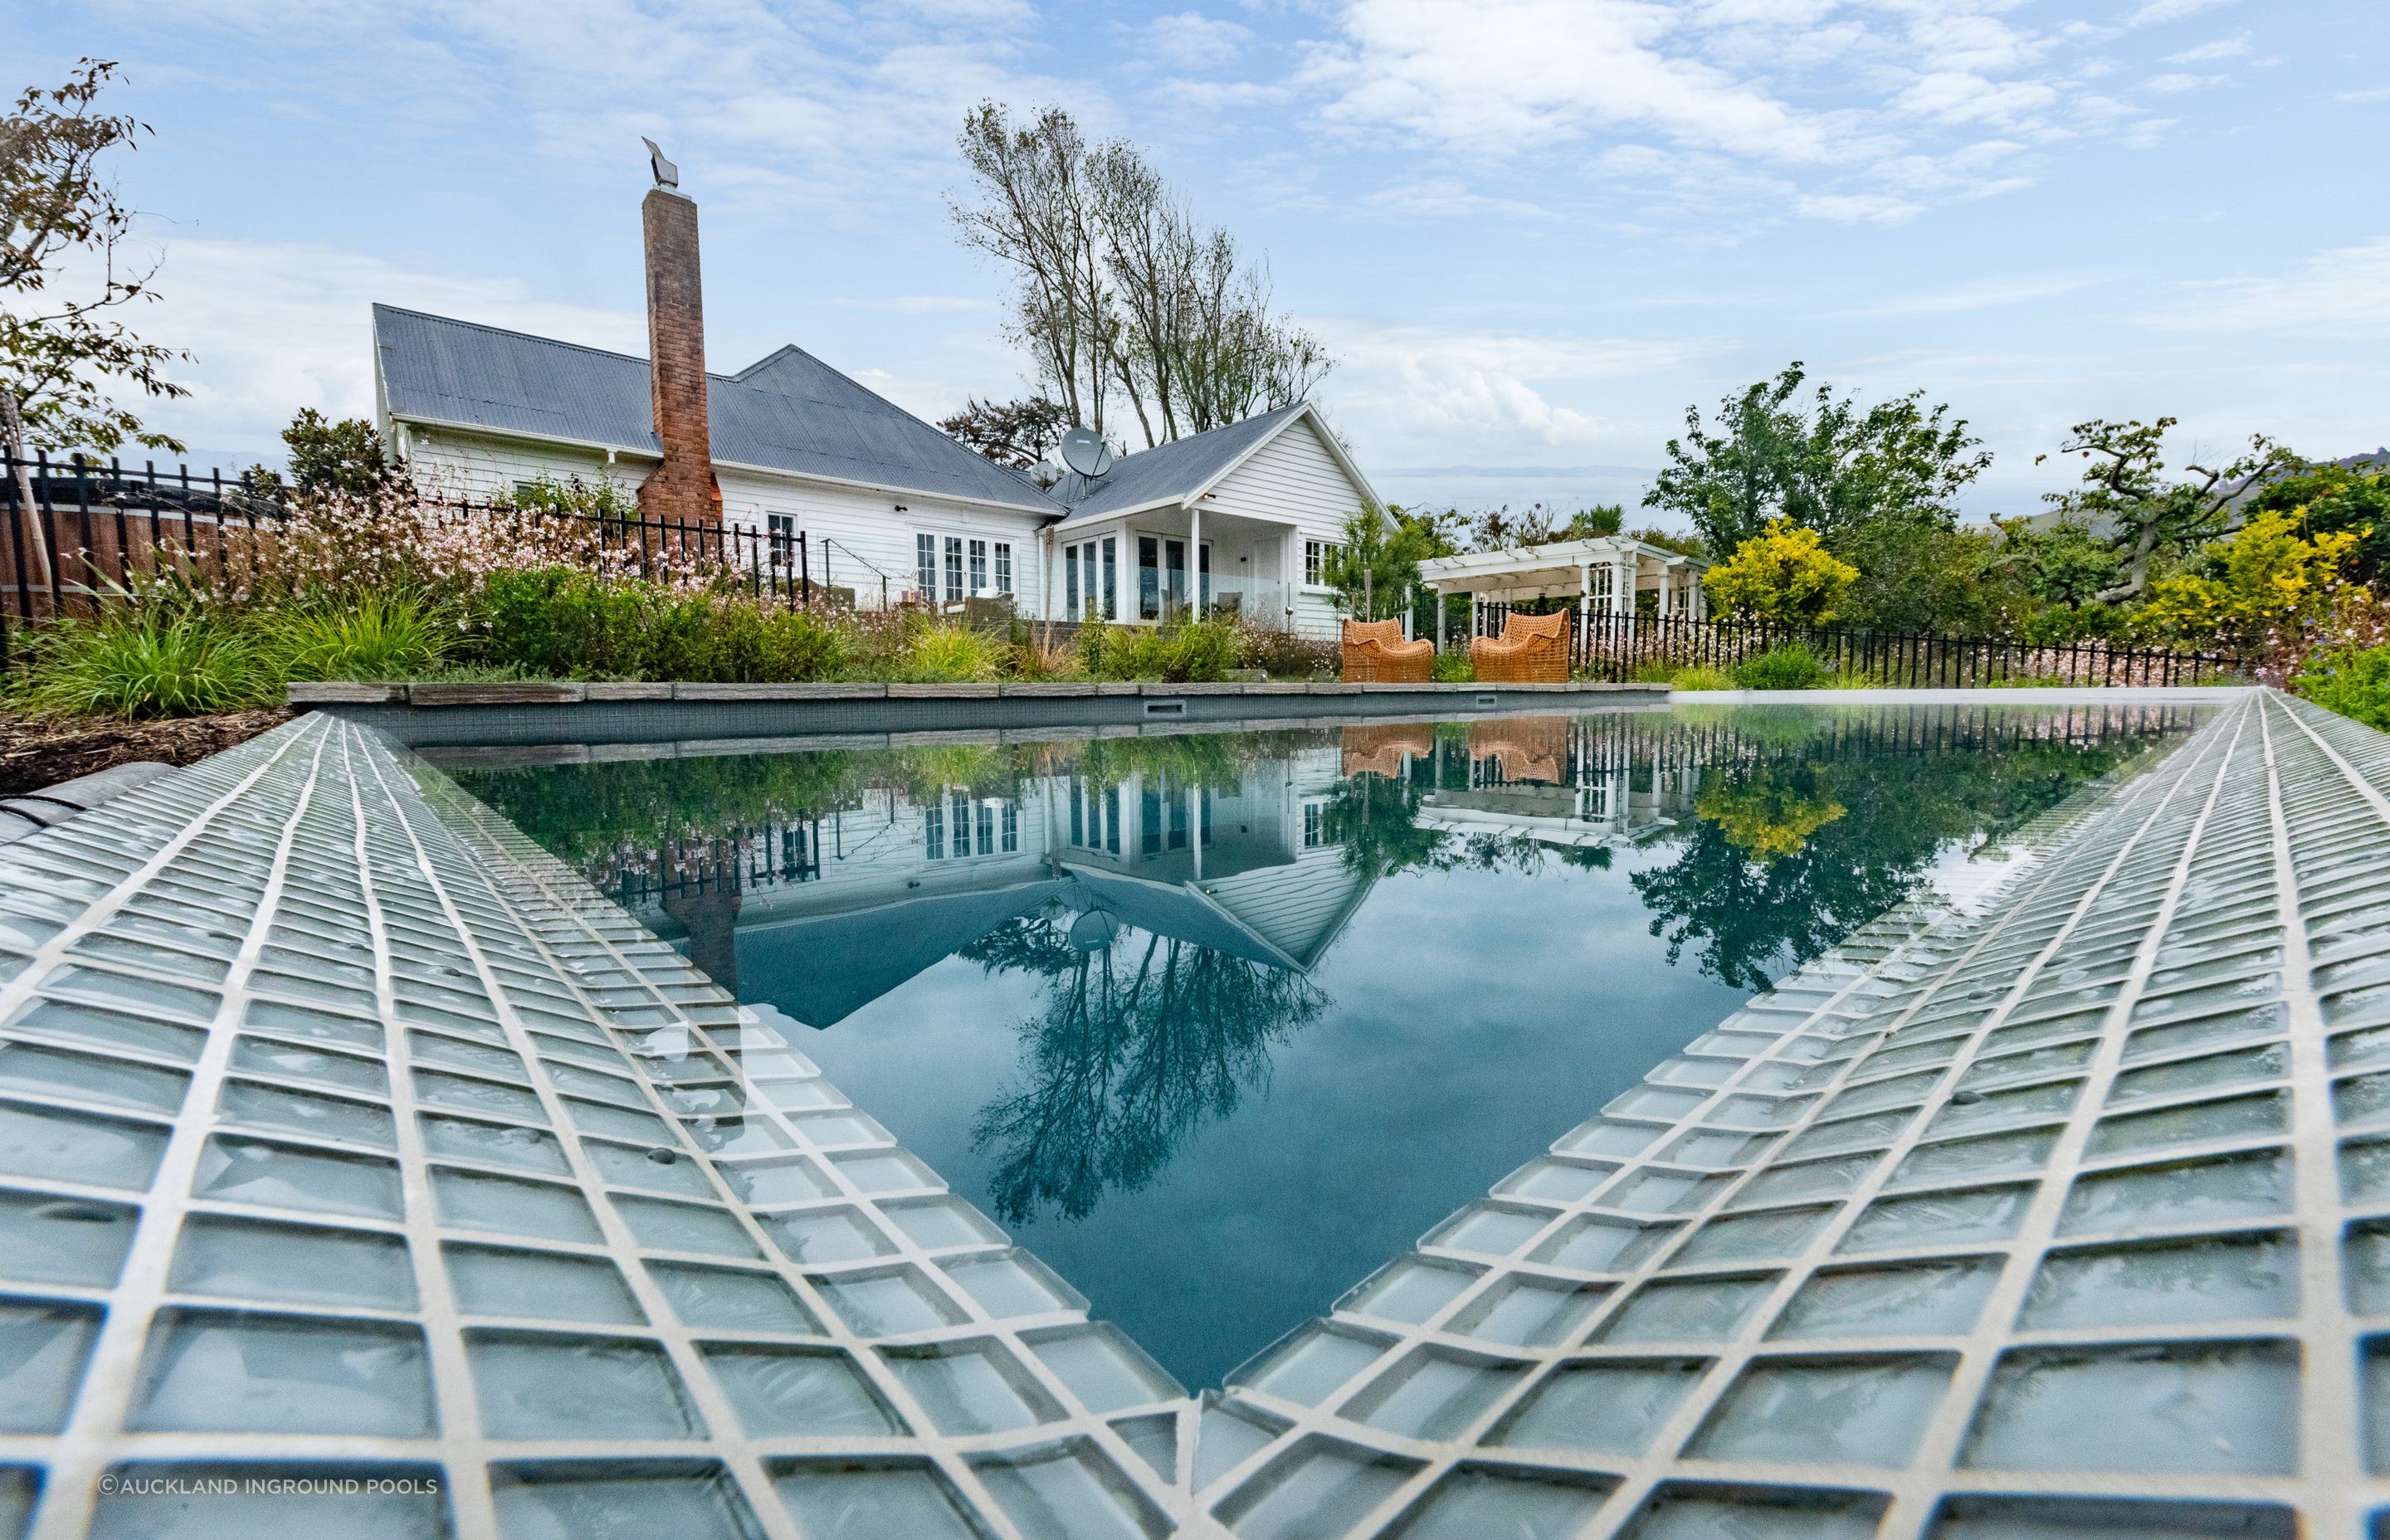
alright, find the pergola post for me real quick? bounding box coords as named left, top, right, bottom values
left=1434, top=586, right=1446, bottom=652
left=1578, top=562, right=1593, bottom=666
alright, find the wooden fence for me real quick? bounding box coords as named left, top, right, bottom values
left=0, top=451, right=813, bottom=634
left=1448, top=603, right=2245, bottom=689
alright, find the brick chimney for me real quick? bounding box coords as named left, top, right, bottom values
left=638, top=182, right=720, bottom=524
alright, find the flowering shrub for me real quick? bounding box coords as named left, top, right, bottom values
left=2139, top=505, right=2365, bottom=654
left=1704, top=522, right=1860, bottom=626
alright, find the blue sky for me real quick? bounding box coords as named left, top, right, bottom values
left=20, top=0, right=2388, bottom=524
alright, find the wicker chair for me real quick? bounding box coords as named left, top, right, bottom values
left=1340, top=724, right=1435, bottom=778
left=1469, top=717, right=1568, bottom=784
left=1470, top=610, right=1571, bottom=683
left=1342, top=618, right=1434, bottom=684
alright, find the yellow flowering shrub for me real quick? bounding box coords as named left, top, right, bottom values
left=2139, top=505, right=2365, bottom=649
left=1703, top=520, right=1860, bottom=627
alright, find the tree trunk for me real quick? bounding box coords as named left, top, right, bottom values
left=0, top=391, right=52, bottom=595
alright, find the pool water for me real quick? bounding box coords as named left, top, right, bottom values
left=452, top=702, right=2206, bottom=1388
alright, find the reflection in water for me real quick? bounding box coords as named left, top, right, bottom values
left=455, top=704, right=2204, bottom=1227
left=959, top=908, right=1328, bottom=1224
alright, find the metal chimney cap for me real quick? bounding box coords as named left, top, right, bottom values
left=641, top=137, right=680, bottom=189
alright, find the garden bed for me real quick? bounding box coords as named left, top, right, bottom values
left=0, top=709, right=293, bottom=797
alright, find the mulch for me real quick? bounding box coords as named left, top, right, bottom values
left=0, top=709, right=294, bottom=798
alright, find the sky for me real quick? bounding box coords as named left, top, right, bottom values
left=17, top=0, right=2388, bottom=524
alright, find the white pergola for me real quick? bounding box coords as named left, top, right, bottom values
left=1415, top=536, right=1710, bottom=652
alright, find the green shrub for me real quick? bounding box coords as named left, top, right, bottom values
left=2299, top=643, right=2390, bottom=730
left=1430, top=650, right=1473, bottom=683
left=261, top=592, right=456, bottom=681
left=1166, top=618, right=1241, bottom=682
left=1731, top=644, right=1833, bottom=690
left=473, top=568, right=651, bottom=677
left=899, top=621, right=1007, bottom=682
left=469, top=571, right=845, bottom=683
left=1629, top=660, right=1676, bottom=684
left=1670, top=665, right=1735, bottom=691
left=17, top=608, right=274, bottom=719
left=1077, top=618, right=1244, bottom=682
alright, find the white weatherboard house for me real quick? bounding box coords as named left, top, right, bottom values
left=370, top=163, right=1373, bottom=636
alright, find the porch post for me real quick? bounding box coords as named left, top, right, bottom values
left=1659, top=560, right=1675, bottom=619
left=1402, top=585, right=1414, bottom=641
left=1188, top=502, right=1202, bottom=617
left=1434, top=585, right=1446, bottom=652
left=1578, top=562, right=1593, bottom=662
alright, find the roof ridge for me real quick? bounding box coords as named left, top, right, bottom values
left=372, top=302, right=756, bottom=387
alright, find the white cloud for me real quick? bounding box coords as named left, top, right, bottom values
left=1360, top=179, right=1549, bottom=219
left=1302, top=0, right=1838, bottom=163
left=1837, top=270, right=2112, bottom=317
left=2124, top=0, right=2234, bottom=26
left=81, top=235, right=642, bottom=451
left=2142, top=71, right=2222, bottom=94
left=2163, top=34, right=2248, bottom=62
left=2140, top=238, right=2390, bottom=341
left=1319, top=319, right=1719, bottom=458
left=1795, top=192, right=1922, bottom=224
left=1146, top=12, right=1255, bottom=71
left=2339, top=87, right=2390, bottom=105
left=1895, top=72, right=2061, bottom=126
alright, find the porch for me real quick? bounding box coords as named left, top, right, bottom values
left=1046, top=504, right=1300, bottom=628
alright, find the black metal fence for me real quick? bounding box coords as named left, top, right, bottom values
left=0, top=451, right=814, bottom=629
left=1444, top=602, right=2244, bottom=688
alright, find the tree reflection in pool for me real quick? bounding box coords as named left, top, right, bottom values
left=450, top=701, right=2207, bottom=1386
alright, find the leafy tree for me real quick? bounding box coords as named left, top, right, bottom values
left=1465, top=501, right=1558, bottom=551
left=1627, top=526, right=1708, bottom=560
left=2034, top=418, right=2296, bottom=602
left=2, top=60, right=188, bottom=586
left=950, top=103, right=1328, bottom=449
left=1566, top=504, right=1623, bottom=538
left=1830, top=517, right=2017, bottom=635
left=939, top=393, right=1071, bottom=474
left=1645, top=363, right=1989, bottom=557
left=1988, top=517, right=2124, bottom=611
left=2243, top=454, right=2390, bottom=586
left=1321, top=500, right=1432, bottom=621
left=272, top=408, right=406, bottom=498
left=1702, top=520, right=1859, bottom=626
left=2138, top=504, right=2363, bottom=651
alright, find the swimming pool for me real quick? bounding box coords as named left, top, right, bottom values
left=451, top=702, right=2207, bottom=1389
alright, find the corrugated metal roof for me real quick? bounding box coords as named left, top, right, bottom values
left=373, top=305, right=1065, bottom=514
left=1049, top=402, right=1307, bottom=519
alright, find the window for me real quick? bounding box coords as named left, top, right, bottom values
left=924, top=802, right=944, bottom=860
left=950, top=792, right=973, bottom=856
left=1305, top=539, right=1334, bottom=587
left=994, top=542, right=1012, bottom=595
left=1066, top=549, right=1080, bottom=617
left=916, top=534, right=937, bottom=602
left=968, top=539, right=988, bottom=594
left=944, top=537, right=963, bottom=604
left=1303, top=802, right=1325, bottom=848
left=767, top=514, right=795, bottom=568
left=976, top=802, right=995, bottom=857
left=1100, top=537, right=1116, bottom=620
left=1002, top=802, right=1018, bottom=852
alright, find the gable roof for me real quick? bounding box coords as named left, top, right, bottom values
left=1049, top=402, right=1373, bottom=525
left=373, top=305, right=1062, bottom=514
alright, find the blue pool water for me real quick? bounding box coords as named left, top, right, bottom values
left=451, top=701, right=2206, bottom=1386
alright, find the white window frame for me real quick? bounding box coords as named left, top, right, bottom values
left=1305, top=539, right=1339, bottom=589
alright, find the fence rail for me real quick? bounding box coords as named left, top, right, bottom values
left=1443, top=602, right=2244, bottom=690
left=0, top=451, right=815, bottom=635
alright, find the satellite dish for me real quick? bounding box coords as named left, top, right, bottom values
left=1059, top=426, right=1114, bottom=478
left=1066, top=908, right=1120, bottom=953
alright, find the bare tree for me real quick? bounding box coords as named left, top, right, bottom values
left=952, top=102, right=1329, bottom=451
left=1, top=60, right=188, bottom=587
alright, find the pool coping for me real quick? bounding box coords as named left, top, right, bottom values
left=289, top=678, right=1673, bottom=748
